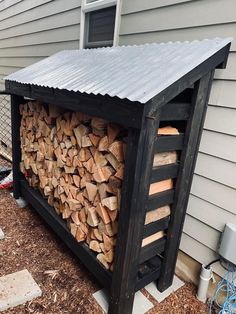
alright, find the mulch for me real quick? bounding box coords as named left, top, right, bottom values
left=0, top=189, right=208, bottom=313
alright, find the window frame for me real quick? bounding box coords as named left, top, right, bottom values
left=80, top=0, right=121, bottom=49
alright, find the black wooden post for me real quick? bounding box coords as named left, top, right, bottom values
left=11, top=95, right=23, bottom=199
left=109, top=102, right=161, bottom=314
left=157, top=71, right=215, bottom=292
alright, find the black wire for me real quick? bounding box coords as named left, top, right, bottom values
left=205, top=258, right=220, bottom=269
left=220, top=259, right=236, bottom=272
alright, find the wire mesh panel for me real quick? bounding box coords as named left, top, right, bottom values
left=0, top=92, right=12, bottom=174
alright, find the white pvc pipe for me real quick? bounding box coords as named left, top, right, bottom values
left=196, top=264, right=212, bottom=303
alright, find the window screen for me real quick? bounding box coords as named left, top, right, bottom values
left=85, top=6, right=116, bottom=48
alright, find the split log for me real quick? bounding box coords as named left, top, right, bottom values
left=78, top=148, right=91, bottom=162
left=145, top=205, right=171, bottom=225
left=141, top=231, right=165, bottom=247
left=19, top=99, right=178, bottom=271
left=98, top=183, right=108, bottom=199
left=71, top=211, right=80, bottom=225
left=153, top=151, right=177, bottom=167
left=104, top=250, right=114, bottom=263
left=101, top=196, right=118, bottom=211
left=76, top=227, right=86, bottom=242
left=81, top=135, right=92, bottom=148
left=70, top=223, right=78, bottom=237
left=100, top=243, right=106, bottom=254
left=108, top=141, right=124, bottom=162
left=98, top=221, right=113, bottom=237
left=107, top=123, right=120, bottom=144
left=103, top=233, right=115, bottom=251
left=93, top=166, right=113, bottom=183
left=89, top=240, right=101, bottom=253
left=105, top=153, right=120, bottom=170
left=83, top=158, right=95, bottom=173
left=73, top=175, right=80, bottom=188
left=108, top=209, right=118, bottom=222
left=96, top=203, right=111, bottom=224
left=98, top=136, right=109, bottom=151
left=114, top=165, right=124, bottom=180
left=108, top=176, right=121, bottom=190
left=91, top=117, right=107, bottom=132
left=94, top=228, right=103, bottom=241
left=74, top=125, right=88, bottom=147
left=79, top=207, right=87, bottom=222
left=68, top=199, right=81, bottom=211
left=80, top=222, right=89, bottom=235
left=94, top=151, right=107, bottom=167
left=97, top=253, right=109, bottom=269
left=149, top=179, right=173, bottom=195
left=62, top=205, right=72, bottom=219
left=64, top=166, right=76, bottom=174
left=86, top=182, right=98, bottom=202
left=89, top=133, right=100, bottom=147
left=87, top=207, right=99, bottom=227
left=158, top=126, right=179, bottom=135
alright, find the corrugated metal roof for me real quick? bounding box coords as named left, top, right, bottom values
left=4, top=38, right=231, bottom=103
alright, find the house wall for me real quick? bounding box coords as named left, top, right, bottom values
left=0, top=0, right=82, bottom=89
left=0, top=0, right=81, bottom=152
left=119, top=0, right=236, bottom=276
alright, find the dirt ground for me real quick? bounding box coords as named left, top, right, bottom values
left=0, top=189, right=208, bottom=314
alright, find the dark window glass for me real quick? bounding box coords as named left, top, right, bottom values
left=85, top=6, right=116, bottom=48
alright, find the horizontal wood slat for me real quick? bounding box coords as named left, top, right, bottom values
left=151, top=163, right=179, bottom=183
left=139, top=237, right=166, bottom=264
left=160, top=102, right=190, bottom=121
left=136, top=256, right=162, bottom=291
left=136, top=267, right=161, bottom=291
left=143, top=217, right=170, bottom=238
left=6, top=82, right=143, bottom=128
left=155, top=134, right=184, bottom=153
left=147, top=189, right=175, bottom=212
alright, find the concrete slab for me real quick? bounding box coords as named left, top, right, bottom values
left=0, top=269, right=42, bottom=311
left=10, top=193, right=28, bottom=208
left=93, top=289, right=154, bottom=314
left=15, top=197, right=28, bottom=208
left=0, top=228, right=4, bottom=240
left=145, top=275, right=185, bottom=303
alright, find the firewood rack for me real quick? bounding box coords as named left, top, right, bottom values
left=5, top=39, right=230, bottom=314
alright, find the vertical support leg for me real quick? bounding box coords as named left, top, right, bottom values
left=11, top=95, right=23, bottom=199
left=109, top=103, right=160, bottom=314
left=157, top=71, right=215, bottom=292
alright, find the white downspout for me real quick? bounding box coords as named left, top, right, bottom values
left=196, top=264, right=213, bottom=303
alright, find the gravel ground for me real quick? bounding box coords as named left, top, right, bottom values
left=0, top=189, right=208, bottom=313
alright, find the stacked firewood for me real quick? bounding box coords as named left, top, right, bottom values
left=19, top=100, right=179, bottom=271
left=19, top=101, right=126, bottom=270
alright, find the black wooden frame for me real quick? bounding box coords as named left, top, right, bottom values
left=6, top=44, right=230, bottom=314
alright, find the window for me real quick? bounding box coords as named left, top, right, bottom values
left=80, top=0, right=121, bottom=49
left=85, top=6, right=116, bottom=48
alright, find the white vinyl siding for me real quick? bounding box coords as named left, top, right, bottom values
left=0, top=0, right=81, bottom=89
left=0, top=0, right=81, bottom=153
left=120, top=1, right=236, bottom=35
left=119, top=0, right=236, bottom=276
